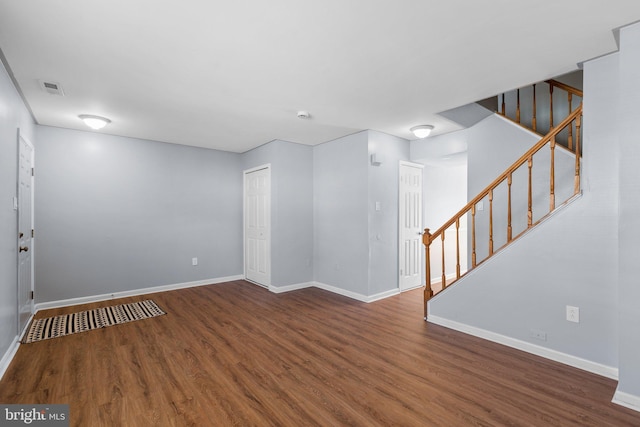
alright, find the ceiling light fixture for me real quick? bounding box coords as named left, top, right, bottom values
left=79, top=114, right=111, bottom=130
left=410, top=125, right=434, bottom=139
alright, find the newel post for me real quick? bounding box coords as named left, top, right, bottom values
left=423, top=228, right=433, bottom=319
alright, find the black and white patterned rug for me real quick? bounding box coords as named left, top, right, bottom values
left=22, top=299, right=166, bottom=343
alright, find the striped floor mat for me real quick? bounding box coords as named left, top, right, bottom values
left=22, top=299, right=166, bottom=343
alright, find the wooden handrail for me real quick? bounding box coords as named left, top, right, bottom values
left=423, top=104, right=582, bottom=316
left=546, top=79, right=583, bottom=98
left=427, top=106, right=582, bottom=240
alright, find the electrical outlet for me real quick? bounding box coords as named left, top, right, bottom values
left=477, top=201, right=484, bottom=211
left=530, top=329, right=547, bottom=341
left=566, top=305, right=580, bottom=323
left=192, top=257, right=198, bottom=266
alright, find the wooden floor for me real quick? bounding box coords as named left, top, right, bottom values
left=2, top=281, right=639, bottom=426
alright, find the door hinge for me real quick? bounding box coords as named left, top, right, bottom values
left=31, top=168, right=34, bottom=177
left=31, top=229, right=34, bottom=238
left=30, top=291, right=34, bottom=300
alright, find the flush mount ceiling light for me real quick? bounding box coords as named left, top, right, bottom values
left=410, top=125, right=434, bottom=139
left=78, top=114, right=111, bottom=130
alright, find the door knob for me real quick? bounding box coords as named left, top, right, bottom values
left=19, top=232, right=24, bottom=238
left=19, top=246, right=29, bottom=252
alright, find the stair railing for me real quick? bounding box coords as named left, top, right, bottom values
left=422, top=104, right=582, bottom=318
left=499, top=80, right=583, bottom=150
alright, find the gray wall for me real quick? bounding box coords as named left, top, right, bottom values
left=367, top=130, right=410, bottom=295
left=34, top=126, right=243, bottom=302
left=243, top=140, right=314, bottom=287
left=422, top=164, right=467, bottom=232
left=0, top=61, right=35, bottom=359
left=429, top=49, right=621, bottom=370
left=313, top=131, right=369, bottom=294
left=617, top=23, right=640, bottom=399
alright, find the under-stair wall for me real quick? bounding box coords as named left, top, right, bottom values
left=428, top=51, right=620, bottom=378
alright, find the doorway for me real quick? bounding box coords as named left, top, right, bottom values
left=243, top=165, right=271, bottom=287
left=398, top=161, right=423, bottom=291
left=17, top=131, right=34, bottom=335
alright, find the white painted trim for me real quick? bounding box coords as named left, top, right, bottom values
left=612, top=389, right=640, bottom=413
left=312, top=281, right=369, bottom=302
left=18, top=312, right=34, bottom=341
left=17, top=129, right=36, bottom=334
left=398, top=160, right=425, bottom=169
left=313, top=282, right=400, bottom=303
left=34, top=275, right=243, bottom=312
left=269, top=281, right=400, bottom=303
left=400, top=284, right=423, bottom=292
left=366, top=288, right=401, bottom=303
left=0, top=336, right=20, bottom=381
left=427, top=315, right=619, bottom=380
left=0, top=312, right=36, bottom=381
left=269, top=282, right=313, bottom=294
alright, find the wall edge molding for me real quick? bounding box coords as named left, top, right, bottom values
left=612, top=389, right=640, bottom=413
left=270, top=281, right=400, bottom=303
left=269, top=282, right=314, bottom=294
left=34, top=275, right=244, bottom=312
left=313, top=282, right=400, bottom=303
left=0, top=336, right=20, bottom=381
left=428, top=315, right=619, bottom=380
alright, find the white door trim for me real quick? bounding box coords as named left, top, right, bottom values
left=17, top=129, right=35, bottom=337
left=398, top=161, right=424, bottom=291
left=243, top=164, right=271, bottom=287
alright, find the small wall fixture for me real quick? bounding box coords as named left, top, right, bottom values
left=410, top=125, right=434, bottom=139
left=79, top=114, right=111, bottom=130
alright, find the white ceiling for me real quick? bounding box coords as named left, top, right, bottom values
left=1, top=1, right=639, bottom=153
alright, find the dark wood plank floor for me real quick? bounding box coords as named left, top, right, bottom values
left=1, top=280, right=639, bottom=426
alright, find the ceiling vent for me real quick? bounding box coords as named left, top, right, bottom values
left=39, top=80, right=64, bottom=96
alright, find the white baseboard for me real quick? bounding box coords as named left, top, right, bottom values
left=269, top=280, right=400, bottom=303
left=312, top=282, right=400, bottom=303
left=269, top=282, right=313, bottom=294
left=428, top=315, right=619, bottom=380
left=365, top=288, right=401, bottom=302
left=0, top=336, right=20, bottom=381
left=35, top=275, right=244, bottom=312
left=613, top=389, right=640, bottom=413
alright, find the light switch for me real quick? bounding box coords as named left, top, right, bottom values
left=375, top=201, right=381, bottom=211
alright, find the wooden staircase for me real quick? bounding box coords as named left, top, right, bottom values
left=422, top=80, right=583, bottom=318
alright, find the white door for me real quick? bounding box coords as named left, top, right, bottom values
left=244, top=166, right=271, bottom=287
left=17, top=133, right=34, bottom=335
left=399, top=162, right=423, bottom=291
